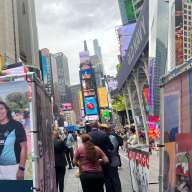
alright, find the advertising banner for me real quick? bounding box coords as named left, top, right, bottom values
left=61, top=103, right=72, bottom=111
left=79, top=51, right=90, bottom=65
left=39, top=55, right=53, bottom=96
left=82, top=79, right=96, bottom=97
left=80, top=69, right=93, bottom=80
left=0, top=80, right=33, bottom=191
left=117, top=23, right=136, bottom=58
left=0, top=55, right=3, bottom=74
left=98, top=87, right=108, bottom=108
left=84, top=97, right=98, bottom=116
left=128, top=148, right=149, bottom=192
left=124, top=0, right=137, bottom=22
left=175, top=133, right=192, bottom=192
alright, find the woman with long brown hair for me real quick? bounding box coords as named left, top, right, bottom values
left=74, top=134, right=108, bottom=192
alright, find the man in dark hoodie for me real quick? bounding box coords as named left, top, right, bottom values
left=53, top=129, right=68, bottom=192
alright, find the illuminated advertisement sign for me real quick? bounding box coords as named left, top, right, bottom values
left=79, top=51, right=90, bottom=65
left=125, top=0, right=137, bottom=22
left=84, top=97, right=98, bottom=115
left=98, top=87, right=108, bottom=108
left=82, top=79, right=96, bottom=97
left=80, top=69, right=93, bottom=80
left=117, top=23, right=136, bottom=58
left=61, top=103, right=72, bottom=111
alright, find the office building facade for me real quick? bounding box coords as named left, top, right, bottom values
left=0, top=0, right=20, bottom=66
left=118, top=0, right=144, bottom=24
left=16, top=0, right=39, bottom=67
left=54, top=52, right=71, bottom=104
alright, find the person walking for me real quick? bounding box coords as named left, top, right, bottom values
left=74, top=134, right=109, bottom=192
left=64, top=130, right=75, bottom=169
left=53, top=129, right=68, bottom=192
left=104, top=125, right=122, bottom=192
left=89, top=122, right=114, bottom=192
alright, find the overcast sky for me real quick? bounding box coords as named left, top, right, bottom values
left=35, top=0, right=122, bottom=85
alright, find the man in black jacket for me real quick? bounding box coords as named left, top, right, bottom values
left=89, top=122, right=114, bottom=192
left=53, top=129, right=68, bottom=192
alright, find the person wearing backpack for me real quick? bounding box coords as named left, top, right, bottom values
left=101, top=124, right=122, bottom=192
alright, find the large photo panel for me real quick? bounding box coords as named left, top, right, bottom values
left=0, top=80, right=33, bottom=190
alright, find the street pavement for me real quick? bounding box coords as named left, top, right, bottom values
left=64, top=150, right=159, bottom=192
left=64, top=150, right=133, bottom=192
left=149, top=151, right=159, bottom=192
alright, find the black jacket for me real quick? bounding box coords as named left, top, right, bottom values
left=89, top=128, right=114, bottom=159
left=54, top=138, right=68, bottom=167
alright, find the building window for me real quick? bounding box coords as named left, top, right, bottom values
left=22, top=2, right=26, bottom=15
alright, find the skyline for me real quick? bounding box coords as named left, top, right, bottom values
left=35, top=0, right=122, bottom=84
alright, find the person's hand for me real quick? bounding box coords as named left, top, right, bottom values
left=16, top=169, right=24, bottom=180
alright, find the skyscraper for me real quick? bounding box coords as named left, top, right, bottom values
left=54, top=52, right=71, bottom=104
left=92, top=39, right=104, bottom=87
left=16, top=0, right=39, bottom=67
left=0, top=0, right=20, bottom=66
left=118, top=0, right=144, bottom=25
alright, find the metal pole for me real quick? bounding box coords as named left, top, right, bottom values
left=123, top=89, right=131, bottom=125
left=159, top=87, right=164, bottom=192
left=31, top=81, right=39, bottom=192
left=133, top=73, right=149, bottom=145
left=127, top=83, right=140, bottom=144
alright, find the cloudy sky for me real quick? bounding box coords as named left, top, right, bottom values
left=35, top=0, right=122, bottom=84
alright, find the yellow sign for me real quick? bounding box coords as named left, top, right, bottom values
left=98, top=87, right=109, bottom=108
left=0, top=55, right=3, bottom=73
left=79, top=91, right=84, bottom=109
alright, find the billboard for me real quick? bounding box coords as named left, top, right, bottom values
left=84, top=97, right=98, bottom=116
left=82, top=79, right=96, bottom=97
left=61, top=103, right=72, bottom=111
left=117, top=23, right=137, bottom=58
left=0, top=81, right=33, bottom=190
left=0, top=55, right=3, bottom=73
left=79, top=51, right=90, bottom=65
left=175, top=0, right=184, bottom=65
left=80, top=69, right=93, bottom=80
left=39, top=55, right=53, bottom=96
left=124, top=0, right=137, bottom=22
left=98, top=87, right=108, bottom=108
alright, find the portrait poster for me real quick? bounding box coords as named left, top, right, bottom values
left=175, top=133, right=192, bottom=192
left=0, top=80, right=33, bottom=191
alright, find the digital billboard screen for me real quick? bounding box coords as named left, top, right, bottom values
left=80, top=69, right=93, bottom=80
left=117, top=23, right=136, bottom=58
left=84, top=97, right=98, bottom=116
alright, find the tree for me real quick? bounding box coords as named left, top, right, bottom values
left=6, top=92, right=29, bottom=112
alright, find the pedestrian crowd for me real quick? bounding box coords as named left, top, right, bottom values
left=53, top=116, right=138, bottom=192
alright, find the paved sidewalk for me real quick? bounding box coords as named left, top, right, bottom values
left=64, top=150, right=133, bottom=192
left=149, top=151, right=159, bottom=192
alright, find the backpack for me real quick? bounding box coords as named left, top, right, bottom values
left=114, top=133, right=123, bottom=146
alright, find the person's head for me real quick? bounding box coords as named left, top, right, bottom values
left=53, top=129, right=60, bottom=139
left=130, top=127, right=136, bottom=135
left=90, top=121, right=98, bottom=129
left=0, top=101, right=12, bottom=123
left=99, top=124, right=111, bottom=134
left=81, top=134, right=97, bottom=162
